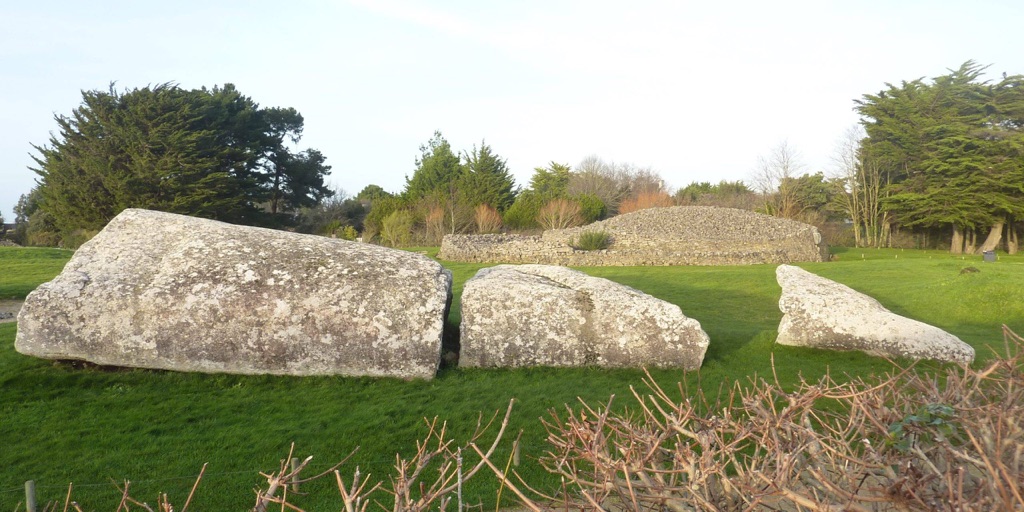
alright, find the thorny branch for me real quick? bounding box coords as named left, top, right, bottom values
left=487, top=326, right=1024, bottom=511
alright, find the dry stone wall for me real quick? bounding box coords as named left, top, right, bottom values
left=439, top=206, right=829, bottom=266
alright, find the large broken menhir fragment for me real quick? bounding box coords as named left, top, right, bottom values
left=16, top=209, right=452, bottom=379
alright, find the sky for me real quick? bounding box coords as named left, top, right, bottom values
left=2, top=0, right=1022, bottom=222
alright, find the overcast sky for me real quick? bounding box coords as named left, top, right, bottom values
left=2, top=0, right=1021, bottom=222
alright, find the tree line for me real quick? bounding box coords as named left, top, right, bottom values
left=6, top=62, right=1022, bottom=254
left=339, top=131, right=767, bottom=247
left=354, top=132, right=692, bottom=247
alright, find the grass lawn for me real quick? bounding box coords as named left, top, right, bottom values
left=0, top=245, right=1021, bottom=509
left=0, top=247, right=73, bottom=299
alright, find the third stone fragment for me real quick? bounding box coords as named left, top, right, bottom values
left=775, top=264, right=974, bottom=364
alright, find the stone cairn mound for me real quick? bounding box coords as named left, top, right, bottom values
left=439, top=206, right=829, bottom=266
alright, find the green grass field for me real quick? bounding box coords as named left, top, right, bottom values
left=0, top=247, right=73, bottom=300
left=1, top=246, right=1022, bottom=510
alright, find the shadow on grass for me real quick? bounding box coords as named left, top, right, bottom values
left=438, top=262, right=786, bottom=373
left=579, top=265, right=784, bottom=363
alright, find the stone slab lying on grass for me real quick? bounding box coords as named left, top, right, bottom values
left=775, top=264, right=974, bottom=364
left=16, top=208, right=452, bottom=379
left=459, top=264, right=709, bottom=369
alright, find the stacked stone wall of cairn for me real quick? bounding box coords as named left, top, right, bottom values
left=438, top=206, right=829, bottom=266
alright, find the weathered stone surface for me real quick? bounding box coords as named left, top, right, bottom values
left=439, top=206, right=829, bottom=266
left=16, top=209, right=452, bottom=378
left=775, top=265, right=974, bottom=364
left=459, top=264, right=709, bottom=369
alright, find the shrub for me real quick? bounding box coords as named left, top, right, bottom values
left=424, top=205, right=446, bottom=244
left=503, top=192, right=544, bottom=230
left=572, top=229, right=612, bottom=251
left=295, top=194, right=367, bottom=235
left=497, top=326, right=1024, bottom=511
left=340, top=225, right=358, bottom=241
left=320, top=219, right=344, bottom=237
left=27, top=230, right=61, bottom=247
left=819, top=220, right=855, bottom=247
left=474, top=204, right=503, bottom=234
left=572, top=193, right=606, bottom=223
left=362, top=196, right=407, bottom=243
left=536, top=198, right=582, bottom=230
left=322, top=223, right=359, bottom=241
left=61, top=229, right=99, bottom=250
left=379, top=210, right=414, bottom=247
left=618, top=190, right=674, bottom=214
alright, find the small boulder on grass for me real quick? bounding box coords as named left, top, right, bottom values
left=459, top=264, right=709, bottom=369
left=775, top=265, right=974, bottom=364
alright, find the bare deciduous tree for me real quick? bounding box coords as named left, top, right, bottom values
left=569, top=155, right=628, bottom=214
left=830, top=126, right=892, bottom=248
left=569, top=155, right=666, bottom=216
left=618, top=191, right=673, bottom=214
left=752, top=140, right=805, bottom=219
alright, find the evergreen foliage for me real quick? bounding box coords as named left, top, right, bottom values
left=403, top=131, right=463, bottom=201
left=11, top=188, right=58, bottom=246
left=502, top=191, right=545, bottom=230
left=503, top=163, right=578, bottom=230
left=573, top=192, right=607, bottom=223
left=370, top=132, right=521, bottom=242
left=379, top=209, right=415, bottom=247
left=355, top=184, right=392, bottom=203
left=361, top=195, right=408, bottom=242
left=2, top=247, right=1022, bottom=509
left=461, top=141, right=517, bottom=212
left=780, top=172, right=839, bottom=220
left=572, top=229, right=612, bottom=250
left=673, top=180, right=756, bottom=210
left=528, top=161, right=571, bottom=197
left=30, top=83, right=332, bottom=238
left=266, top=148, right=333, bottom=215
left=856, top=61, right=1024, bottom=252
left=294, top=190, right=368, bottom=236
